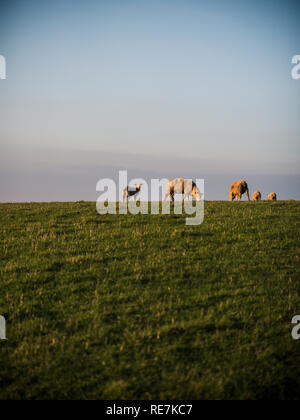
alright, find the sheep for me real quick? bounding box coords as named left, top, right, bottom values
left=163, top=178, right=201, bottom=202
left=229, top=180, right=250, bottom=201
left=122, top=184, right=142, bottom=203
left=252, top=191, right=262, bottom=201
left=268, top=192, right=277, bottom=201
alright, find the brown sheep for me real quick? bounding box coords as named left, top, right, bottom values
left=252, top=191, right=262, bottom=201
left=122, top=184, right=142, bottom=202
left=163, top=178, right=201, bottom=202
left=268, top=192, right=277, bottom=201
left=229, top=180, right=250, bottom=201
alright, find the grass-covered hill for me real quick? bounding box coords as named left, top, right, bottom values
left=0, top=201, right=299, bottom=399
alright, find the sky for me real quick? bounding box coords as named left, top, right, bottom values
left=0, top=0, right=299, bottom=201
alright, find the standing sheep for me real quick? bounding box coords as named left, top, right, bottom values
left=122, top=184, right=142, bottom=202
left=268, top=192, right=277, bottom=201
left=229, top=180, right=250, bottom=201
left=163, top=178, right=201, bottom=202
left=252, top=191, right=262, bottom=201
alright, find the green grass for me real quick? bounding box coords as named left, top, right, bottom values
left=0, top=201, right=299, bottom=400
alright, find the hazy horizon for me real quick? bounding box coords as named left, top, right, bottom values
left=1, top=145, right=300, bottom=202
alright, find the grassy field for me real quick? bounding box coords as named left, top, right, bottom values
left=0, top=201, right=299, bottom=400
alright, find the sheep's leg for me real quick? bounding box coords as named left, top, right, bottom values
left=163, top=193, right=169, bottom=202
left=182, top=193, right=189, bottom=202
left=246, top=189, right=250, bottom=201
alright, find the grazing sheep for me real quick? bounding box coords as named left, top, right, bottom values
left=229, top=180, right=250, bottom=201
left=122, top=184, right=142, bottom=202
left=163, top=178, right=201, bottom=202
left=0, top=315, right=6, bottom=340
left=268, top=192, right=277, bottom=201
left=252, top=191, right=262, bottom=201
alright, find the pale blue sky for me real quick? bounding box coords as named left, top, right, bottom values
left=0, top=0, right=299, bottom=201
